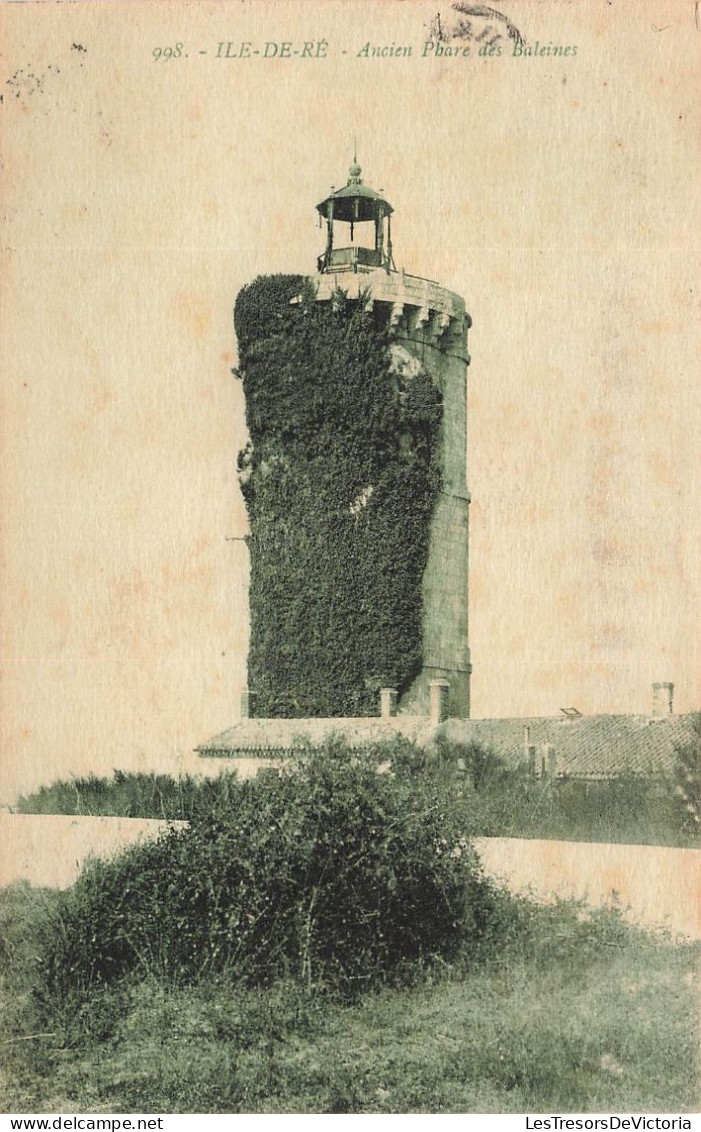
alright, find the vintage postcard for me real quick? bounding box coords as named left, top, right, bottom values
left=0, top=0, right=699, bottom=1116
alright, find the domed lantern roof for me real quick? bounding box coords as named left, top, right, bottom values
left=316, top=157, right=395, bottom=275
left=316, top=160, right=393, bottom=224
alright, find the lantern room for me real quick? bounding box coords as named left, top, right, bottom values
left=316, top=158, right=395, bottom=274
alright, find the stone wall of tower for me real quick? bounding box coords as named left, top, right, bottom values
left=315, top=270, right=472, bottom=718
left=395, top=306, right=472, bottom=719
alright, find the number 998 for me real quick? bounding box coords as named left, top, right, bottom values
left=153, top=44, right=183, bottom=61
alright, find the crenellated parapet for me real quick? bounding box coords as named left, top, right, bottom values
left=314, top=268, right=469, bottom=363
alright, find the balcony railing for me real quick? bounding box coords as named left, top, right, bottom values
left=318, top=245, right=385, bottom=274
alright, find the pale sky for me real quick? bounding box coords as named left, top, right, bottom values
left=1, top=0, right=699, bottom=800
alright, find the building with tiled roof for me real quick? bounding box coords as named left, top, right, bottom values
left=196, top=714, right=437, bottom=760
left=196, top=683, right=697, bottom=782
left=442, top=712, right=696, bottom=780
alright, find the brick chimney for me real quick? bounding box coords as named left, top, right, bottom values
left=239, top=689, right=257, bottom=719
left=429, top=679, right=450, bottom=724
left=380, top=687, right=398, bottom=718
left=651, top=682, right=674, bottom=717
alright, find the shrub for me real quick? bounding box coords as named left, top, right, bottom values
left=17, top=770, right=242, bottom=820
left=668, top=712, right=701, bottom=834
left=395, top=738, right=698, bottom=847
left=35, top=741, right=493, bottom=1014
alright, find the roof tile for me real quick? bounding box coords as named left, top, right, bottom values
left=196, top=712, right=698, bottom=779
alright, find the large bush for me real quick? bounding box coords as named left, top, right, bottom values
left=234, top=275, right=442, bottom=716
left=36, top=743, right=492, bottom=1010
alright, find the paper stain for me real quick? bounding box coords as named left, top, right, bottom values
left=175, top=292, right=213, bottom=342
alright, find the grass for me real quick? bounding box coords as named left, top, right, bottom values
left=13, top=770, right=236, bottom=822
left=1, top=882, right=698, bottom=1114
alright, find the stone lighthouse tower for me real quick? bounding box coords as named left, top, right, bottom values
left=234, top=158, right=472, bottom=720
left=314, top=160, right=472, bottom=717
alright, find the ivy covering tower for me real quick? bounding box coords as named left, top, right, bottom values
left=234, top=159, right=472, bottom=719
